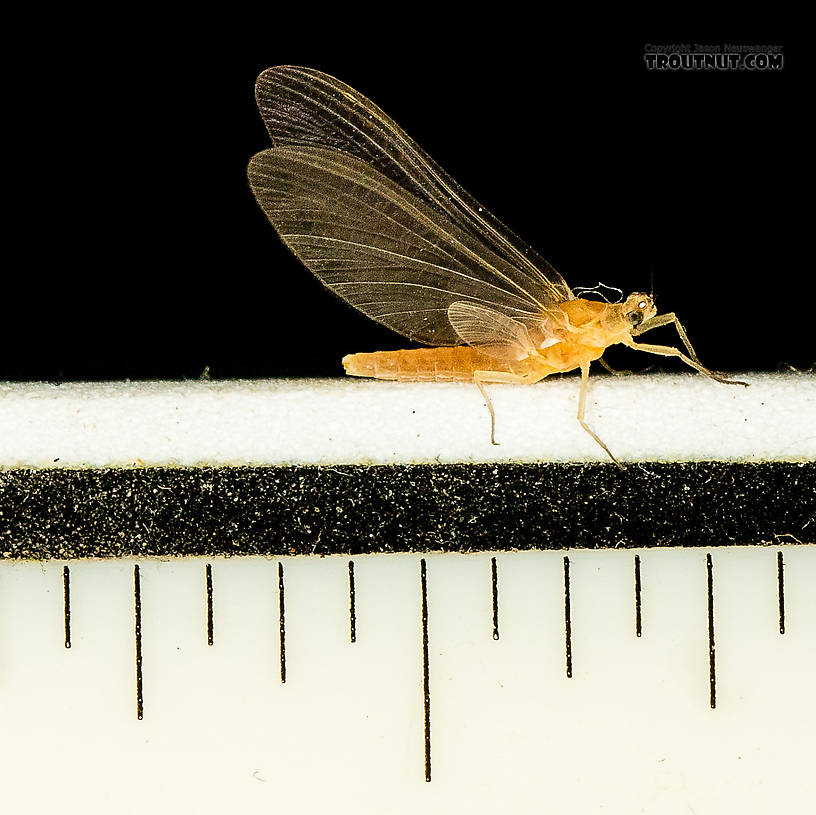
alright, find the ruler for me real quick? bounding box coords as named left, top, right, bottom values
left=1, top=546, right=813, bottom=813
left=1, top=378, right=814, bottom=813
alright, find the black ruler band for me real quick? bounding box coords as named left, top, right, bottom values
left=1, top=462, right=813, bottom=558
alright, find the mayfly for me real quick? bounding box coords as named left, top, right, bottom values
left=247, top=66, right=746, bottom=467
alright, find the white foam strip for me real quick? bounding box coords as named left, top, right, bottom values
left=1, top=373, right=814, bottom=468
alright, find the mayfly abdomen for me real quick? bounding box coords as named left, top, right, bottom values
left=342, top=347, right=516, bottom=382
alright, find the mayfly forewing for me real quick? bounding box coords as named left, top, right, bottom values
left=249, top=145, right=550, bottom=346
left=252, top=66, right=573, bottom=312
left=254, top=67, right=427, bottom=208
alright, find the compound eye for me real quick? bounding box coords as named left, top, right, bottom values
left=638, top=300, right=647, bottom=309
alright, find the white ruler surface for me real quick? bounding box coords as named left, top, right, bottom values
left=1, top=546, right=813, bottom=814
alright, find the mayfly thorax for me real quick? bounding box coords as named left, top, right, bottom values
left=247, top=66, right=747, bottom=468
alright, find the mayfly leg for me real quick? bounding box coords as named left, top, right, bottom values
left=474, top=373, right=499, bottom=446
left=633, top=312, right=702, bottom=361
left=599, top=357, right=655, bottom=376
left=599, top=358, right=636, bottom=376
left=632, top=313, right=748, bottom=386
left=473, top=370, right=536, bottom=446
left=623, top=336, right=747, bottom=386
left=578, top=363, right=623, bottom=470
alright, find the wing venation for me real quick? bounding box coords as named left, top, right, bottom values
left=249, top=66, right=573, bottom=345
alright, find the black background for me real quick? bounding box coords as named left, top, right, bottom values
left=7, top=30, right=808, bottom=381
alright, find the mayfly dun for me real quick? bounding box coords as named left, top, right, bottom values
left=247, top=66, right=747, bottom=467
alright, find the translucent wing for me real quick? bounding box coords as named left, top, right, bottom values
left=249, top=66, right=572, bottom=345
left=249, top=146, right=548, bottom=343
left=447, top=302, right=536, bottom=362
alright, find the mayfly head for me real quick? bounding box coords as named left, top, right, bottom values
left=622, top=293, right=656, bottom=330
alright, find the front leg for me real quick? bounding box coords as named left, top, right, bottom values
left=632, top=312, right=700, bottom=360
left=623, top=336, right=748, bottom=386
left=626, top=311, right=748, bottom=388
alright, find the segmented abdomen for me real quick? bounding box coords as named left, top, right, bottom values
left=342, top=347, right=517, bottom=382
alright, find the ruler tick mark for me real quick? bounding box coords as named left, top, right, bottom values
left=564, top=556, right=572, bottom=679
left=420, top=558, right=431, bottom=783
left=205, top=563, right=214, bottom=646
left=348, top=560, right=357, bottom=643
left=777, top=551, right=785, bottom=635
left=63, top=565, right=71, bottom=649
left=491, top=556, right=499, bottom=640
left=706, top=553, right=716, bottom=710
left=134, top=564, right=144, bottom=720
left=634, top=554, right=642, bottom=638
left=278, top=562, right=286, bottom=684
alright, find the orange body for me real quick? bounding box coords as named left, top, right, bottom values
left=343, top=298, right=613, bottom=383
left=343, top=346, right=542, bottom=381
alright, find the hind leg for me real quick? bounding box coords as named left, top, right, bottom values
left=473, top=370, right=540, bottom=445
